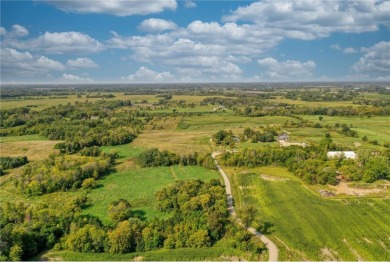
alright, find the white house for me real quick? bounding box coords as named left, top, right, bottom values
left=327, top=151, right=357, bottom=159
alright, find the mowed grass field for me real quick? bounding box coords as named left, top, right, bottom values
left=83, top=165, right=220, bottom=224
left=225, top=166, right=390, bottom=261
left=302, top=115, right=390, bottom=144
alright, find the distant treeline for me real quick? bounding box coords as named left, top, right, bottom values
left=0, top=100, right=140, bottom=153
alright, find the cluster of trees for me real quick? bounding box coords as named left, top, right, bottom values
left=334, top=123, right=359, bottom=137
left=60, top=179, right=264, bottom=255
left=212, top=130, right=236, bottom=147
left=0, top=101, right=142, bottom=153
left=15, top=154, right=113, bottom=196
left=0, top=195, right=91, bottom=261
left=242, top=127, right=276, bottom=143
left=137, top=148, right=216, bottom=170
left=0, top=156, right=28, bottom=171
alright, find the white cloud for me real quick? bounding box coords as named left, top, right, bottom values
left=343, top=47, right=358, bottom=54
left=351, top=41, right=390, bottom=77
left=184, top=0, right=196, bottom=8
left=11, top=24, right=29, bottom=37
left=122, top=66, right=174, bottom=82
left=330, top=44, right=341, bottom=51
left=331, top=44, right=358, bottom=54
left=66, top=57, right=98, bottom=68
left=1, top=48, right=65, bottom=78
left=44, top=0, right=177, bottom=16
left=62, top=73, right=93, bottom=82
left=258, top=57, right=316, bottom=80
left=138, top=18, right=177, bottom=32
left=8, top=31, right=105, bottom=54
left=224, top=0, right=390, bottom=40
left=1, top=24, right=29, bottom=38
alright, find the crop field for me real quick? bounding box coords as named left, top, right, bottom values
left=225, top=166, right=390, bottom=261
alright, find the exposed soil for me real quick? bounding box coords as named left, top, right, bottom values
left=329, top=182, right=385, bottom=196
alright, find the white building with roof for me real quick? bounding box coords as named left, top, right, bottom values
left=327, top=151, right=357, bottom=159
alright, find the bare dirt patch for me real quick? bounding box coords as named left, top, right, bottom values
left=0, top=141, right=60, bottom=161
left=328, top=182, right=385, bottom=196
left=261, top=174, right=289, bottom=181
left=320, top=247, right=338, bottom=261
left=279, top=140, right=306, bottom=147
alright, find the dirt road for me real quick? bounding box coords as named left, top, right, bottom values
left=212, top=152, right=279, bottom=261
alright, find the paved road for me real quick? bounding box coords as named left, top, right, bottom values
left=212, top=152, right=279, bottom=261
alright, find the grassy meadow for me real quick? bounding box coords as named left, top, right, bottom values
left=83, top=164, right=220, bottom=224
left=225, top=166, right=390, bottom=261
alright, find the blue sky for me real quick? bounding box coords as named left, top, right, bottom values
left=1, top=0, right=389, bottom=83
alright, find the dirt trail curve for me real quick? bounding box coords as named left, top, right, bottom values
left=212, top=152, right=279, bottom=261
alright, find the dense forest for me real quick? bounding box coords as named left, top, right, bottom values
left=0, top=179, right=264, bottom=261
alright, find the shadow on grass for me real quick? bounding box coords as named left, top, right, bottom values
left=259, top=221, right=275, bottom=234
left=132, top=209, right=147, bottom=221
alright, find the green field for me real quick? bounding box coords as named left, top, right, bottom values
left=226, top=166, right=390, bottom=260
left=83, top=165, right=220, bottom=224
left=302, top=115, right=390, bottom=144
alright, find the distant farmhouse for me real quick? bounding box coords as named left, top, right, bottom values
left=278, top=133, right=289, bottom=141
left=327, top=151, right=357, bottom=159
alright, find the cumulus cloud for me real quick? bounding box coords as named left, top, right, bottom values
left=351, top=41, right=390, bottom=77
left=1, top=48, right=65, bottom=78
left=107, top=20, right=277, bottom=80
left=224, top=0, right=390, bottom=40
left=66, top=57, right=98, bottom=68
left=8, top=31, right=105, bottom=54
left=138, top=18, right=177, bottom=32
left=43, top=0, right=177, bottom=16
left=122, top=66, right=174, bottom=82
left=258, top=57, right=316, bottom=80
left=62, top=73, right=93, bottom=82
left=331, top=44, right=358, bottom=54
left=1, top=24, right=29, bottom=38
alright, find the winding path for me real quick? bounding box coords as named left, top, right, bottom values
left=212, top=152, right=279, bottom=261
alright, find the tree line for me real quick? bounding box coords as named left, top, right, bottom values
left=137, top=148, right=216, bottom=170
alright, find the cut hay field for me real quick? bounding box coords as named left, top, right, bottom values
left=0, top=140, right=60, bottom=161
left=225, top=166, right=390, bottom=261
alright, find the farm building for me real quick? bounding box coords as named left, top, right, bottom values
left=327, top=151, right=357, bottom=159
left=278, top=133, right=289, bottom=141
